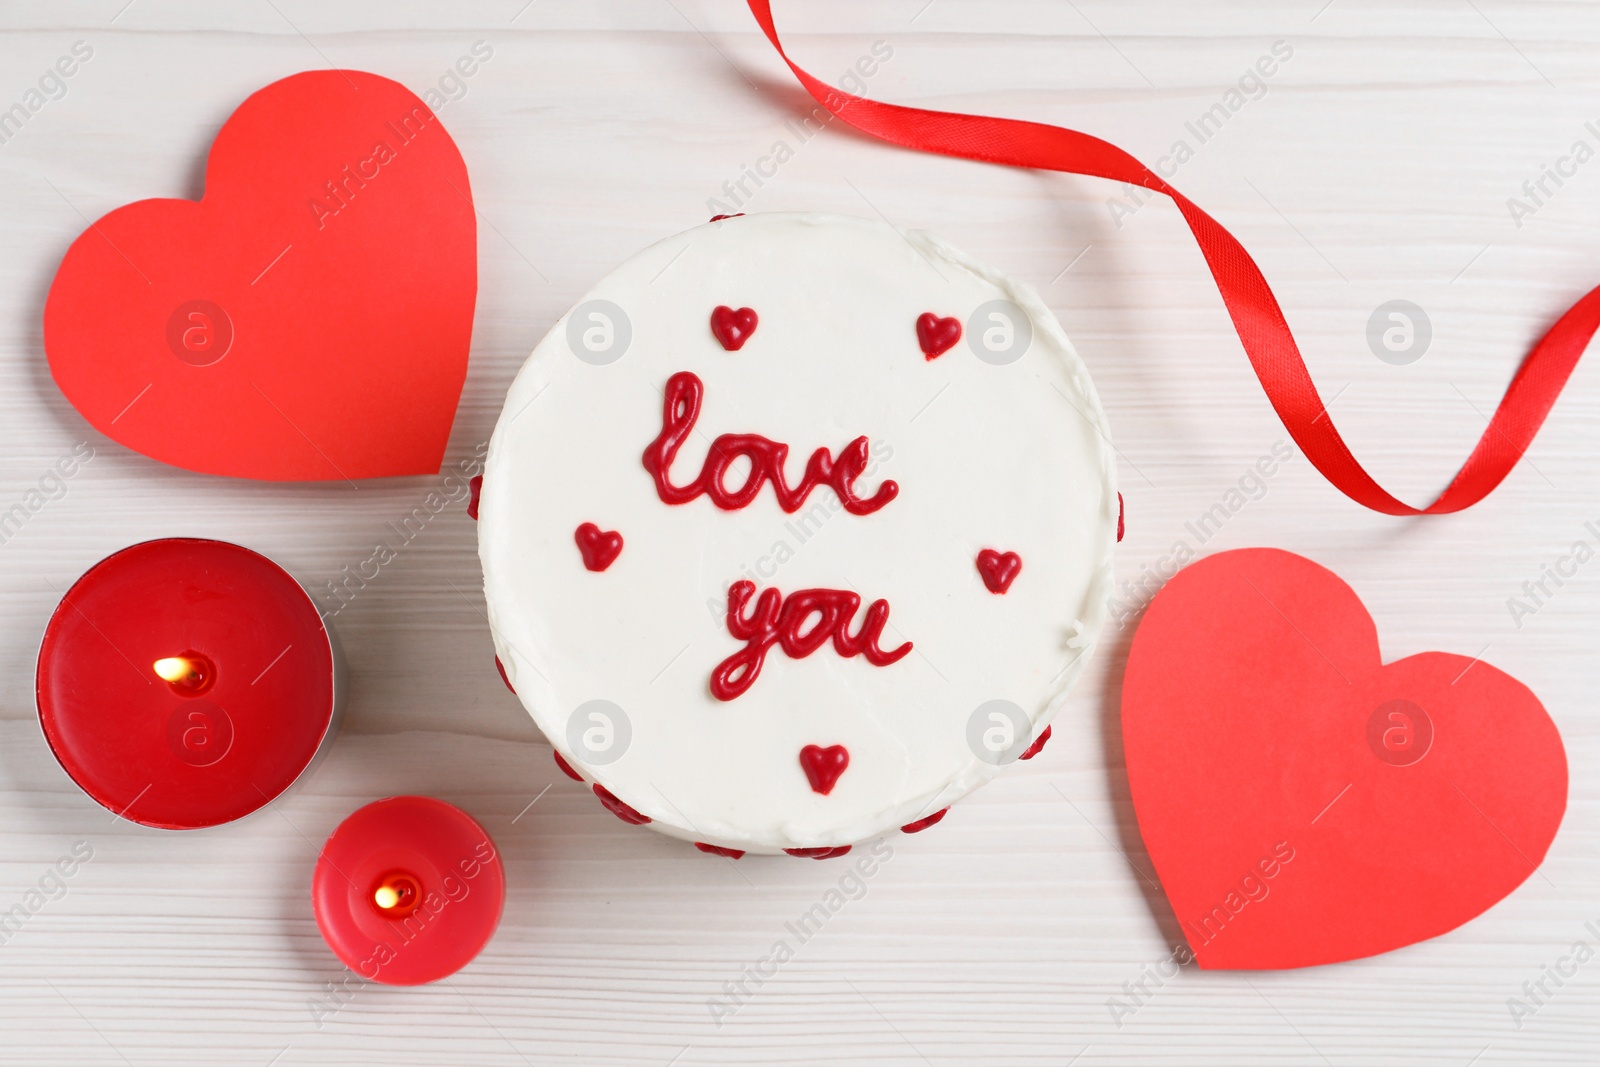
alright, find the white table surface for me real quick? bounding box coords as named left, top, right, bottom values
left=2, top=1, right=1598, bottom=1063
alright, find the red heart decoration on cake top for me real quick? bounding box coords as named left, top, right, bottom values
left=1122, top=548, right=1566, bottom=970
left=574, top=523, right=623, bottom=572
left=976, top=549, right=1021, bottom=593
left=799, top=744, right=850, bottom=795
left=43, top=70, right=476, bottom=481
left=916, top=312, right=962, bottom=359
left=710, top=305, right=758, bottom=351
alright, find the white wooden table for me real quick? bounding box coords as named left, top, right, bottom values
left=1, top=1, right=1597, bottom=1063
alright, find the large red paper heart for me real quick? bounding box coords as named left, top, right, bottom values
left=1122, top=548, right=1566, bottom=970
left=43, top=70, right=476, bottom=480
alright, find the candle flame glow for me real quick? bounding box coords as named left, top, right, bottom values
left=153, top=656, right=195, bottom=683
left=369, top=872, right=420, bottom=918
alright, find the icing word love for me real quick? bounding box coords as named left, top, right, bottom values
left=642, top=371, right=897, bottom=515
left=711, top=580, right=912, bottom=700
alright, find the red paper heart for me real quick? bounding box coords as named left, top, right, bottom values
left=916, top=312, right=962, bottom=359
left=574, top=523, right=623, bottom=572
left=976, top=549, right=1021, bottom=593
left=1122, top=548, right=1566, bottom=970
left=43, top=70, right=476, bottom=481
left=710, top=305, right=758, bottom=350
left=799, top=744, right=850, bottom=795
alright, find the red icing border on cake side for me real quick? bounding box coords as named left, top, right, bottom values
left=901, top=808, right=949, bottom=833
left=593, top=784, right=650, bottom=824
left=553, top=750, right=583, bottom=782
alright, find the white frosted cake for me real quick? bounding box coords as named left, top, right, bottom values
left=478, top=212, right=1117, bottom=857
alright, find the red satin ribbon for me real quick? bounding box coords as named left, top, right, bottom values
left=748, top=0, right=1600, bottom=515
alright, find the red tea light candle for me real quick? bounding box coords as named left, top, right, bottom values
left=312, top=796, right=505, bottom=985
left=36, top=538, right=341, bottom=829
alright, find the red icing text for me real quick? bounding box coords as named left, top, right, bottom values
left=710, top=580, right=911, bottom=700
left=642, top=371, right=897, bottom=515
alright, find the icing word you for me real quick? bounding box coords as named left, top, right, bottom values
left=711, top=581, right=911, bottom=700
left=643, top=371, right=897, bottom=515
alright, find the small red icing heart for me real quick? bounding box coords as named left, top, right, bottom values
left=593, top=784, right=650, bottom=825
left=976, top=549, right=1022, bottom=594
left=1123, top=548, right=1567, bottom=969
left=785, top=846, right=852, bottom=859
left=43, top=70, right=475, bottom=480
left=468, top=475, right=483, bottom=520
left=710, top=305, right=758, bottom=351
left=574, top=523, right=623, bottom=572
left=800, top=748, right=851, bottom=796
left=799, top=744, right=850, bottom=795
left=493, top=654, right=514, bottom=694
left=694, top=842, right=746, bottom=858
left=916, top=312, right=962, bottom=359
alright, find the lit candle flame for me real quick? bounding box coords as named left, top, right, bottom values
left=153, top=656, right=196, bottom=683
left=371, top=873, right=419, bottom=916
